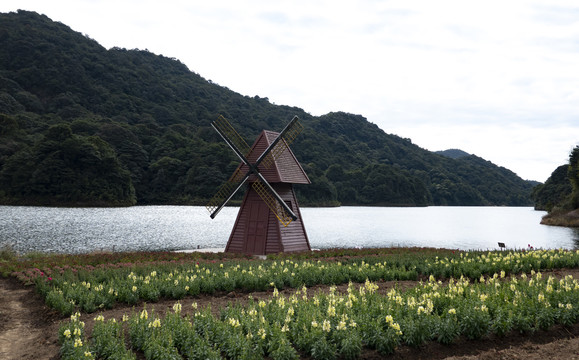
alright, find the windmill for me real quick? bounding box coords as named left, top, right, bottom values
left=206, top=115, right=311, bottom=255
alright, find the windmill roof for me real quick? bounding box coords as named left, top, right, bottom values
left=239, top=130, right=310, bottom=184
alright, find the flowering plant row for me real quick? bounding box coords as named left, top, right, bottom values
left=32, top=249, right=579, bottom=315
left=59, top=271, right=579, bottom=359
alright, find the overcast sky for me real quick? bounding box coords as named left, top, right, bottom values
left=3, top=1, right=579, bottom=182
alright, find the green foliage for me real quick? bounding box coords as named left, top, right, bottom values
left=568, top=146, right=579, bottom=209
left=60, top=270, right=579, bottom=358
left=0, top=10, right=535, bottom=207
left=532, top=146, right=579, bottom=214
left=532, top=165, right=573, bottom=211
left=0, top=123, right=136, bottom=206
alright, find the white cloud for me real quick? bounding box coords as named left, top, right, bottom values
left=2, top=0, right=579, bottom=181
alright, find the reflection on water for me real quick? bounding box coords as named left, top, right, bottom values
left=0, top=206, right=576, bottom=254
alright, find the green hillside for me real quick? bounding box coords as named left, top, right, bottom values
left=0, top=10, right=536, bottom=207
left=532, top=165, right=572, bottom=212
left=532, top=146, right=579, bottom=226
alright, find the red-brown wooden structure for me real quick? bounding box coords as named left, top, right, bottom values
left=206, top=116, right=311, bottom=255
left=225, top=130, right=311, bottom=254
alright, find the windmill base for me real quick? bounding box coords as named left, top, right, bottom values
left=225, top=183, right=310, bottom=255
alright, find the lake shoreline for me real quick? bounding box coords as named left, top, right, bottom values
left=541, top=209, right=579, bottom=227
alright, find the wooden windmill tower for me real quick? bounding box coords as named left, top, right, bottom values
left=206, top=115, right=311, bottom=255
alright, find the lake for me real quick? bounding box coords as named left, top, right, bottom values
left=1, top=206, right=578, bottom=254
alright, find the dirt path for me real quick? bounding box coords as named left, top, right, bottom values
left=1, top=272, right=579, bottom=359
left=0, top=277, right=61, bottom=360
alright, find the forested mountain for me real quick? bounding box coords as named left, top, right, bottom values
left=0, top=10, right=536, bottom=207
left=436, top=149, right=470, bottom=159
left=532, top=146, right=579, bottom=213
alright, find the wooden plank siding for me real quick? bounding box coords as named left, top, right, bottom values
left=224, top=183, right=310, bottom=255
left=224, top=128, right=310, bottom=255
left=237, top=131, right=310, bottom=185
left=277, top=184, right=310, bottom=253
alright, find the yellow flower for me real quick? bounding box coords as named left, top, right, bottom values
left=448, top=308, right=456, bottom=315
left=322, top=319, right=331, bottom=332
left=390, top=322, right=402, bottom=335
left=277, top=297, right=286, bottom=308
left=228, top=317, right=240, bottom=327
left=258, top=328, right=266, bottom=339
left=173, top=302, right=182, bottom=313
left=74, top=338, right=83, bottom=348
left=63, top=329, right=71, bottom=338
left=148, top=318, right=161, bottom=328
left=93, top=314, right=104, bottom=322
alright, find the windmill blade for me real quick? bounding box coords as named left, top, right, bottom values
left=211, top=115, right=251, bottom=159
left=254, top=116, right=302, bottom=169
left=252, top=176, right=296, bottom=227
left=206, top=168, right=249, bottom=219
left=261, top=117, right=304, bottom=168
left=206, top=115, right=302, bottom=223
left=206, top=115, right=255, bottom=218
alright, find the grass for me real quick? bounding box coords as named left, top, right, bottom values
left=0, top=243, right=17, bottom=262
left=541, top=209, right=579, bottom=227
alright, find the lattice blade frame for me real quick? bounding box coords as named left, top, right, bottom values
left=261, top=118, right=304, bottom=168
left=252, top=179, right=293, bottom=227
left=205, top=168, right=247, bottom=217
left=212, top=115, right=251, bottom=157
left=206, top=115, right=302, bottom=224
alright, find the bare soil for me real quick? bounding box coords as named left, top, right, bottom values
left=1, top=270, right=579, bottom=359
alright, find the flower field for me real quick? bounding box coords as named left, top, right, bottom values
left=3, top=247, right=579, bottom=359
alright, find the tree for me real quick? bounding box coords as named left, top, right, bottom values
left=568, top=146, right=579, bottom=209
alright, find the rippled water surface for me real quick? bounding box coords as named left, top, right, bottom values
left=1, top=206, right=578, bottom=254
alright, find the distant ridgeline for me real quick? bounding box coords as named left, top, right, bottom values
left=532, top=146, right=579, bottom=226
left=0, top=10, right=537, bottom=207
